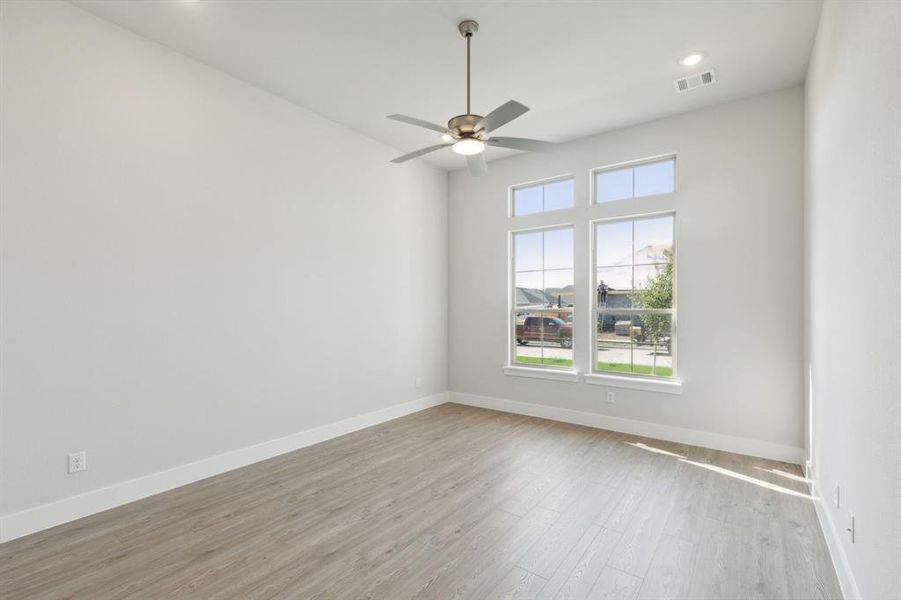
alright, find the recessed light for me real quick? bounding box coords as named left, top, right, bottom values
left=679, top=52, right=705, bottom=67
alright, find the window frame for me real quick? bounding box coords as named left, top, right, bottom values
left=589, top=210, right=677, bottom=381
left=590, top=154, right=676, bottom=205
left=508, top=222, right=576, bottom=372
left=509, top=173, right=576, bottom=217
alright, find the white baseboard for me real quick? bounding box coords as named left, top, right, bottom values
left=0, top=392, right=448, bottom=544
left=806, top=465, right=861, bottom=600
left=449, top=391, right=805, bottom=464
left=0, top=391, right=809, bottom=545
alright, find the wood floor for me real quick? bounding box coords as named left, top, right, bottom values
left=0, top=403, right=841, bottom=600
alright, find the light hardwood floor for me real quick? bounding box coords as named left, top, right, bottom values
left=0, top=403, right=841, bottom=599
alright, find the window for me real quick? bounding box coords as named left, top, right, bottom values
left=593, top=214, right=674, bottom=378
left=504, top=155, right=679, bottom=388
left=511, top=177, right=574, bottom=216
left=594, top=157, right=674, bottom=203
left=511, top=226, right=574, bottom=369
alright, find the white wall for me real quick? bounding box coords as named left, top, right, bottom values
left=0, top=1, right=447, bottom=523
left=449, top=87, right=806, bottom=459
left=804, top=1, right=901, bottom=598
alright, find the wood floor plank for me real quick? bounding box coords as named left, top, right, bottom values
left=587, top=567, right=643, bottom=600
left=413, top=505, right=560, bottom=599
left=662, top=447, right=717, bottom=543
left=387, top=510, right=522, bottom=600
left=488, top=566, right=549, bottom=599
left=311, top=509, right=522, bottom=600
left=636, top=534, right=695, bottom=600
left=498, top=468, right=567, bottom=516
left=519, top=480, right=614, bottom=579
left=0, top=404, right=843, bottom=600
left=607, top=450, right=682, bottom=578
left=541, top=526, right=622, bottom=600
left=687, top=518, right=757, bottom=600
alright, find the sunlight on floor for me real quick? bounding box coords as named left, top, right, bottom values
left=626, top=441, right=686, bottom=458
left=680, top=460, right=815, bottom=500
left=626, top=441, right=816, bottom=500
left=754, top=466, right=810, bottom=483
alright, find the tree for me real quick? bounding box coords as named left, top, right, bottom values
left=632, top=249, right=673, bottom=372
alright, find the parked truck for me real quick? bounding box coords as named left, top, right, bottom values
left=515, top=316, right=573, bottom=349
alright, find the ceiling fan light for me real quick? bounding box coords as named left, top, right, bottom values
left=452, top=138, right=485, bottom=156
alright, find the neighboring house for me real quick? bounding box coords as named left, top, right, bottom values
left=514, top=287, right=553, bottom=307
left=597, top=290, right=635, bottom=331
left=515, top=285, right=575, bottom=309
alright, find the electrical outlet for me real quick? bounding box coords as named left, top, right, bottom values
left=606, top=391, right=615, bottom=404
left=68, top=451, right=86, bottom=474
left=834, top=483, right=841, bottom=508
left=847, top=512, right=855, bottom=543
left=414, top=376, right=422, bottom=389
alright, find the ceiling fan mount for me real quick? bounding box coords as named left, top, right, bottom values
left=387, top=19, right=554, bottom=176
left=457, top=19, right=479, bottom=39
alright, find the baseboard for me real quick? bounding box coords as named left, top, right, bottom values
left=807, top=465, right=862, bottom=600
left=0, top=392, right=448, bottom=544
left=449, top=391, right=805, bottom=464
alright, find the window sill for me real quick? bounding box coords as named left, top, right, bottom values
left=583, top=373, right=682, bottom=395
left=503, top=365, right=580, bottom=383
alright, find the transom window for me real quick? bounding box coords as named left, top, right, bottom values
left=593, top=214, right=675, bottom=378
left=593, top=156, right=674, bottom=203
left=511, top=226, right=574, bottom=369
left=511, top=176, right=574, bottom=216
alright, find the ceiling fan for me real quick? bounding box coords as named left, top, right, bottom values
left=387, top=20, right=554, bottom=176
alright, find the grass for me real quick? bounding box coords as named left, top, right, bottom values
left=595, top=361, right=673, bottom=377
left=515, top=355, right=673, bottom=377
left=515, top=356, right=573, bottom=367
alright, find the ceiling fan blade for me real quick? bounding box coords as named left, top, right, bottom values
left=387, top=114, right=450, bottom=134
left=390, top=143, right=452, bottom=163
left=486, top=137, right=554, bottom=153
left=466, top=153, right=487, bottom=177
left=476, top=100, right=529, bottom=134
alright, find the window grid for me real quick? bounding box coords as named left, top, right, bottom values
left=593, top=213, right=675, bottom=379
left=511, top=225, right=574, bottom=370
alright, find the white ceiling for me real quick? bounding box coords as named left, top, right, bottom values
left=72, top=0, right=822, bottom=171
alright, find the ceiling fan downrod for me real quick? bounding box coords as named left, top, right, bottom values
left=458, top=20, right=479, bottom=116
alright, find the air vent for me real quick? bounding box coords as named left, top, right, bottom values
left=674, top=69, right=717, bottom=93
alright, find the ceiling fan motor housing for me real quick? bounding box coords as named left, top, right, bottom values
left=448, top=114, right=484, bottom=137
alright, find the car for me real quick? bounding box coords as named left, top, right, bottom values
left=515, top=316, right=573, bottom=349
